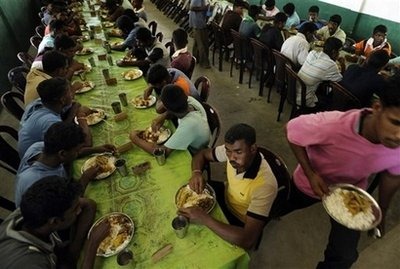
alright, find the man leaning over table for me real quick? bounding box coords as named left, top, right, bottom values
left=130, top=84, right=210, bottom=156
left=179, top=123, right=278, bottom=250
left=316, top=14, right=346, bottom=45
left=283, top=75, right=400, bottom=268
left=0, top=176, right=110, bottom=269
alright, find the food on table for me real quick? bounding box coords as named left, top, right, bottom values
left=131, top=95, right=155, bottom=108
left=109, top=28, right=123, bottom=36
left=112, top=41, right=124, bottom=46
left=314, top=40, right=325, bottom=47
left=75, top=81, right=95, bottom=93
left=103, top=21, right=114, bottom=28
left=84, top=109, right=106, bottom=125
left=122, top=55, right=136, bottom=62
left=121, top=69, right=143, bottom=80
left=76, top=47, right=94, bottom=55
left=82, top=154, right=116, bottom=179
left=131, top=161, right=151, bottom=176
left=176, top=185, right=215, bottom=213
left=138, top=127, right=170, bottom=144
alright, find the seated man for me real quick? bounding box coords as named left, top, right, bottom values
left=282, top=3, right=300, bottom=29
left=354, top=25, right=392, bottom=57
left=316, top=14, right=346, bottom=44
left=117, top=27, right=170, bottom=74
left=259, top=12, right=287, bottom=51
left=340, top=50, right=389, bottom=107
left=220, top=1, right=245, bottom=45
left=19, top=77, right=92, bottom=157
left=132, top=0, right=147, bottom=22
left=261, top=0, right=279, bottom=19
left=297, top=5, right=325, bottom=30
left=0, top=176, right=109, bottom=269
left=171, top=28, right=193, bottom=77
left=105, top=0, right=125, bottom=22
left=37, top=19, right=66, bottom=55
left=16, top=122, right=115, bottom=206
left=238, top=5, right=261, bottom=40
left=297, top=37, right=345, bottom=108
left=130, top=84, right=210, bottom=156
left=179, top=123, right=278, bottom=249
left=284, top=76, right=400, bottom=268
left=144, top=64, right=200, bottom=109
left=111, top=14, right=146, bottom=51
left=281, top=22, right=318, bottom=67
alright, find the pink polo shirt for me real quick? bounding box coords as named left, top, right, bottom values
left=287, top=109, right=400, bottom=199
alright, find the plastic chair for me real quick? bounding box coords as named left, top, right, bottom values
left=148, top=21, right=158, bottom=36
left=249, top=38, right=274, bottom=96
left=17, top=52, right=34, bottom=68
left=285, top=64, right=307, bottom=120
left=202, top=102, right=221, bottom=149
left=326, top=81, right=361, bottom=111
left=165, top=41, right=175, bottom=58
left=35, top=25, right=45, bottom=38
left=0, top=125, right=20, bottom=173
left=8, top=66, right=29, bottom=94
left=186, top=56, right=196, bottom=79
left=0, top=195, right=16, bottom=223
left=1, top=91, right=25, bottom=121
left=30, top=35, right=42, bottom=50
left=194, top=75, right=210, bottom=102
left=230, top=30, right=248, bottom=84
left=210, top=21, right=232, bottom=72
left=155, top=32, right=164, bottom=42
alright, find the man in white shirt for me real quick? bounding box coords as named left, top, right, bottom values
left=281, top=22, right=317, bottom=67
left=316, top=14, right=346, bottom=44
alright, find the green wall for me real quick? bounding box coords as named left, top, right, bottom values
left=276, top=0, right=399, bottom=55
left=0, top=0, right=41, bottom=94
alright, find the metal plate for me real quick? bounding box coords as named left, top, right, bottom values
left=175, top=184, right=216, bottom=214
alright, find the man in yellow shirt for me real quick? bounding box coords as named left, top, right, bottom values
left=179, top=123, right=278, bottom=249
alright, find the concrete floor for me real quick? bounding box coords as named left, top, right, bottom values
left=1, top=2, right=399, bottom=268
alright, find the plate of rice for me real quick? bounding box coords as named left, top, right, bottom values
left=322, top=184, right=382, bottom=231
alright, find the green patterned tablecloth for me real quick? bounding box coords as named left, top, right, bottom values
left=72, top=6, right=249, bottom=268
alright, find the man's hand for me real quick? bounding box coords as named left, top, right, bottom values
left=129, top=130, right=142, bottom=144
left=151, top=115, right=165, bottom=131
left=88, top=220, right=110, bottom=246
left=77, top=105, right=95, bottom=117
left=189, top=172, right=205, bottom=194
left=94, top=144, right=117, bottom=154
left=81, top=165, right=100, bottom=183
left=143, top=86, right=153, bottom=99
left=71, top=81, right=83, bottom=94
left=70, top=61, right=85, bottom=71
left=309, top=172, right=329, bottom=198
left=178, top=207, right=209, bottom=225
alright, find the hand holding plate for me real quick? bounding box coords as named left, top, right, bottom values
left=308, top=172, right=329, bottom=198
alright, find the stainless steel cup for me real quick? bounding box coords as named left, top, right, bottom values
left=107, top=55, right=114, bottom=66
left=111, top=101, right=122, bottom=114
left=153, top=148, right=166, bottom=166
left=119, top=93, right=128, bottom=106
left=88, top=57, right=96, bottom=67
left=172, top=215, right=189, bottom=239
left=115, top=159, right=128, bottom=176
left=102, top=68, right=110, bottom=80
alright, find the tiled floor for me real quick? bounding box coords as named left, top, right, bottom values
left=1, top=2, right=399, bottom=268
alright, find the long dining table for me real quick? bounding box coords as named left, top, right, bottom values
left=71, top=2, right=249, bottom=268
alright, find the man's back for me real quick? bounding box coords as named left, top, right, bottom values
left=259, top=25, right=284, bottom=51
left=280, top=33, right=310, bottom=66
left=221, top=10, right=242, bottom=44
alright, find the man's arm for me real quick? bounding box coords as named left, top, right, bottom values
left=189, top=148, right=215, bottom=193
left=179, top=207, right=265, bottom=250
left=129, top=130, right=173, bottom=156
left=378, top=171, right=400, bottom=233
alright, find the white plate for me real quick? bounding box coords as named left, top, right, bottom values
left=73, top=64, right=92, bottom=75
left=103, top=22, right=114, bottom=28
left=322, top=183, right=382, bottom=231
left=74, top=109, right=106, bottom=125
left=81, top=153, right=116, bottom=180
left=175, top=184, right=216, bottom=214
left=76, top=48, right=94, bottom=56
left=140, top=127, right=171, bottom=144
left=131, top=95, right=156, bottom=109
left=121, top=69, right=143, bottom=81
left=75, top=81, right=95, bottom=94
left=88, top=212, right=134, bottom=257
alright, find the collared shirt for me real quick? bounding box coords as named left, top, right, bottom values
left=171, top=47, right=193, bottom=75
left=285, top=11, right=300, bottom=28
left=297, top=19, right=325, bottom=30
left=213, top=145, right=278, bottom=222
left=262, top=6, right=280, bottom=17
left=354, top=37, right=392, bottom=57
left=281, top=32, right=310, bottom=66
left=297, top=50, right=342, bottom=107
left=287, top=109, right=400, bottom=199
left=238, top=15, right=260, bottom=39
left=24, top=69, right=52, bottom=105
left=316, top=25, right=346, bottom=44
left=37, top=34, right=55, bottom=55
left=259, top=25, right=285, bottom=51
left=189, top=0, right=208, bottom=29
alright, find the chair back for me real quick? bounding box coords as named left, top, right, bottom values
left=30, top=35, right=42, bottom=50
left=8, top=66, right=29, bottom=94
left=1, top=91, right=25, bottom=121
left=35, top=25, right=45, bottom=38
left=156, top=32, right=164, bottom=42
left=327, top=81, right=361, bottom=111
left=202, top=103, right=221, bottom=148
left=285, top=64, right=307, bottom=118
left=0, top=195, right=16, bottom=223
left=17, top=52, right=34, bottom=68
left=186, top=56, right=196, bottom=79
left=165, top=41, right=175, bottom=58
left=210, top=21, right=224, bottom=49
left=257, top=147, right=291, bottom=218
left=194, top=75, right=210, bottom=102
left=272, top=49, right=294, bottom=90
left=148, top=21, right=158, bottom=36
left=230, top=30, right=246, bottom=62
left=0, top=125, right=20, bottom=173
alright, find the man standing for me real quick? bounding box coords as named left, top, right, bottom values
left=179, top=123, right=277, bottom=249
left=284, top=76, right=400, bottom=268
left=189, top=0, right=211, bottom=68
left=316, top=14, right=346, bottom=44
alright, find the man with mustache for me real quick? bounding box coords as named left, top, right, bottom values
left=316, top=14, right=346, bottom=44
left=284, top=74, right=400, bottom=268
left=179, top=123, right=278, bottom=249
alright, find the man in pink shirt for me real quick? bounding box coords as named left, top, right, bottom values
left=285, top=75, right=400, bottom=269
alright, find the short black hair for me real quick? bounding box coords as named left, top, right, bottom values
left=225, top=123, right=256, bottom=146
left=136, top=27, right=153, bottom=42
left=116, top=15, right=135, bottom=33
left=44, top=122, right=85, bottom=155
left=37, top=77, right=70, bottom=104
left=298, top=22, right=318, bottom=35
left=265, top=0, right=275, bottom=8
left=323, top=37, right=343, bottom=53
left=147, top=64, right=169, bottom=85
left=54, top=34, right=76, bottom=50
left=172, top=28, right=188, bottom=49
left=377, top=74, right=400, bottom=108
left=20, top=176, right=82, bottom=229
left=248, top=5, right=260, bottom=18
left=160, top=84, right=188, bottom=113
left=329, top=14, right=342, bottom=25
left=366, top=50, right=390, bottom=70
left=42, top=50, right=68, bottom=73
left=309, top=5, right=319, bottom=13
left=123, top=9, right=139, bottom=23
left=283, top=3, right=295, bottom=16
left=274, top=12, right=288, bottom=24
left=49, top=19, right=64, bottom=32
left=373, top=24, right=387, bottom=35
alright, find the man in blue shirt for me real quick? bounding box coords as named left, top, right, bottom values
left=238, top=5, right=261, bottom=39
left=111, top=15, right=147, bottom=51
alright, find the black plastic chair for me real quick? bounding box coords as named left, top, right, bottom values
left=210, top=21, right=232, bottom=72
left=17, top=52, right=34, bottom=68
left=8, top=66, right=29, bottom=94
left=155, top=32, right=164, bottom=42
left=326, top=81, right=361, bottom=111
left=202, top=102, right=221, bottom=149
left=1, top=91, right=25, bottom=121
left=30, top=35, right=42, bottom=50
left=0, top=125, right=20, bottom=173
left=0, top=195, right=16, bottom=223
left=148, top=21, right=158, bottom=36
left=35, top=25, right=45, bottom=38
left=186, top=56, right=196, bottom=79
left=249, top=38, right=274, bottom=96
left=285, top=64, right=308, bottom=120
left=230, top=30, right=248, bottom=84
left=194, top=75, right=210, bottom=102
left=165, top=41, right=175, bottom=58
